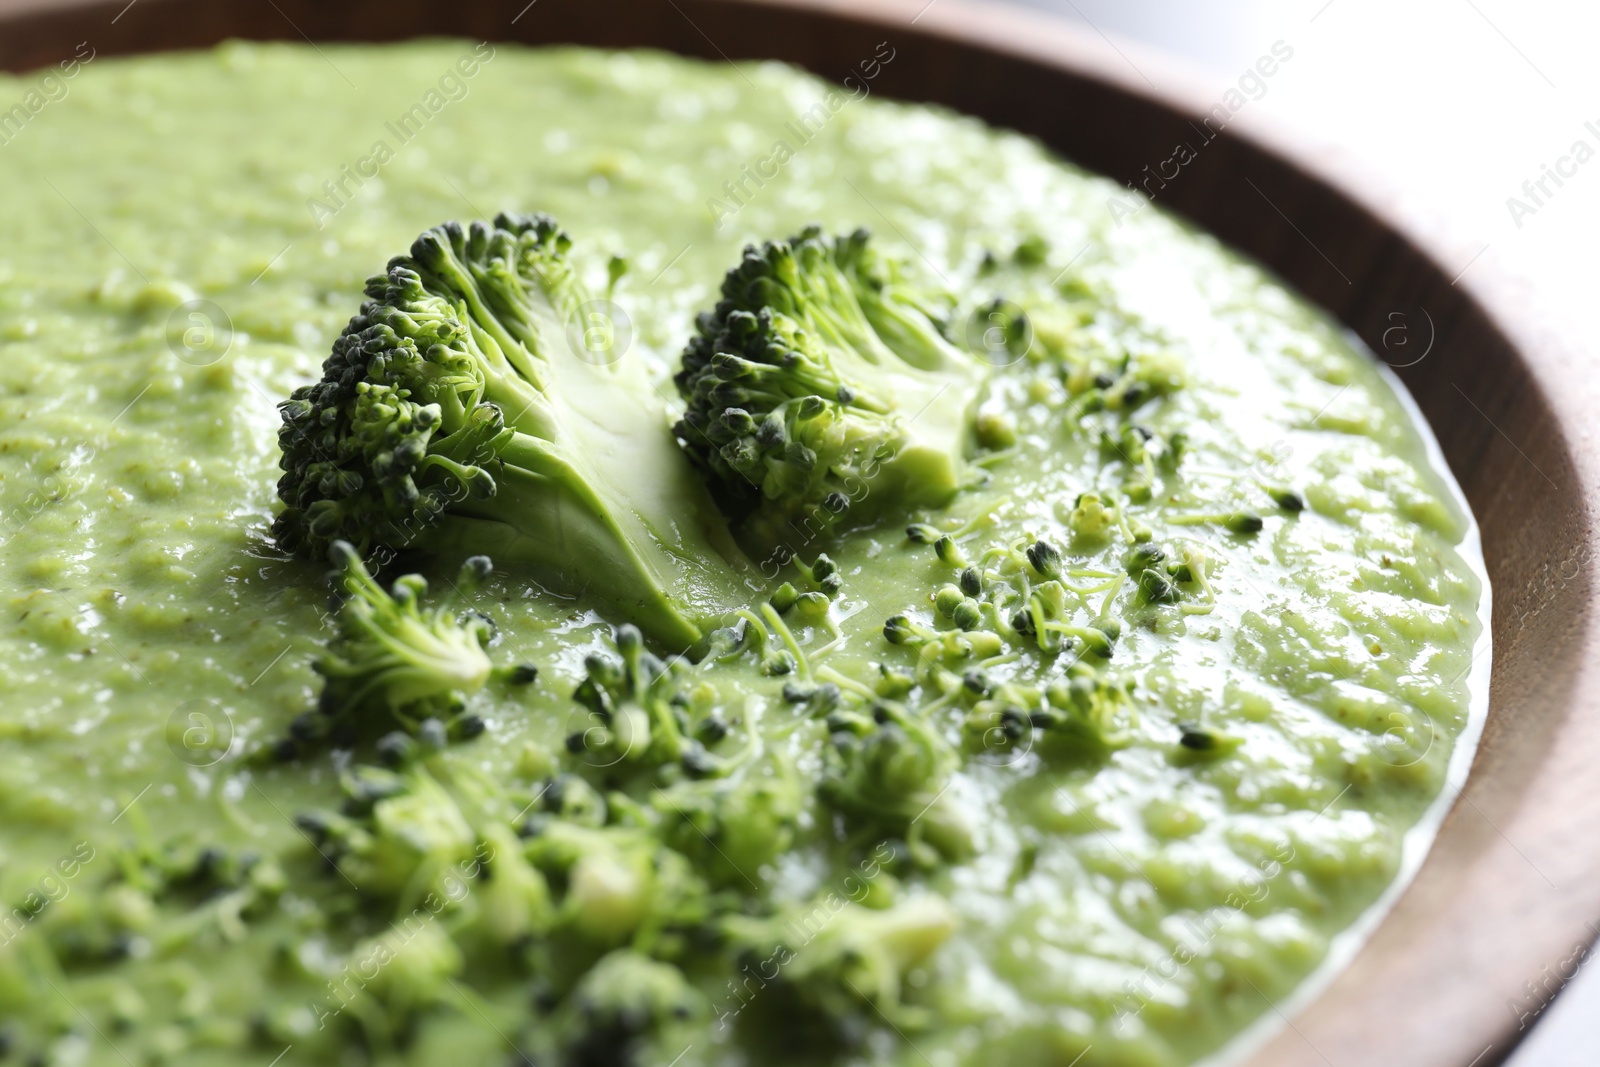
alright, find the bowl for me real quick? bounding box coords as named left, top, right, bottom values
left=3, top=1, right=1595, bottom=1064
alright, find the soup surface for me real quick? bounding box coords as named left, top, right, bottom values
left=0, top=41, right=1485, bottom=1067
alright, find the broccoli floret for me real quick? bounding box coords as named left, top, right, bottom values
left=312, top=542, right=496, bottom=737
left=349, top=922, right=464, bottom=1017
left=963, top=664, right=1137, bottom=755
left=40, top=842, right=289, bottom=969
left=472, top=821, right=556, bottom=944
left=973, top=406, right=1018, bottom=450
left=297, top=761, right=483, bottom=903
left=274, top=214, right=755, bottom=647
left=721, top=896, right=956, bottom=1030
left=567, top=624, right=727, bottom=776
left=557, top=950, right=703, bottom=1067
left=522, top=818, right=712, bottom=948
left=1033, top=663, right=1138, bottom=747
left=1114, top=348, right=1187, bottom=408
left=819, top=702, right=972, bottom=865
left=675, top=227, right=987, bottom=536
left=300, top=758, right=717, bottom=953
left=1066, top=491, right=1116, bottom=545
left=652, top=756, right=804, bottom=887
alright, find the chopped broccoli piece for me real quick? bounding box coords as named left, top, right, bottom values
left=522, top=818, right=712, bottom=948
left=968, top=297, right=1034, bottom=365
left=299, top=757, right=713, bottom=954
left=721, top=896, right=956, bottom=1030
left=1104, top=349, right=1187, bottom=411
left=1013, top=234, right=1050, bottom=267
left=274, top=214, right=755, bottom=647
left=476, top=821, right=556, bottom=944
left=675, top=226, right=988, bottom=536
left=349, top=922, right=463, bottom=1016
left=1034, top=663, right=1139, bottom=748
left=963, top=664, right=1137, bottom=755
left=567, top=624, right=727, bottom=776
left=297, top=762, right=480, bottom=900
left=973, top=406, right=1019, bottom=449
left=652, top=756, right=804, bottom=886
left=819, top=702, right=972, bottom=865
left=557, top=950, right=704, bottom=1067
left=1175, top=721, right=1243, bottom=758
left=312, top=542, right=496, bottom=738
left=1067, top=491, right=1116, bottom=544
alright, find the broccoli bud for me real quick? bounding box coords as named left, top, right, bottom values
left=1269, top=487, right=1305, bottom=512
left=1176, top=721, right=1243, bottom=757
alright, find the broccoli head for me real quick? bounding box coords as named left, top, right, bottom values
left=675, top=226, right=988, bottom=537
left=275, top=214, right=755, bottom=648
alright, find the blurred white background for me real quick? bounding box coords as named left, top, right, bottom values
left=1000, top=1, right=1597, bottom=1062
left=1005, top=0, right=1597, bottom=337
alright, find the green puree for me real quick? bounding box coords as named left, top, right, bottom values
left=0, top=40, right=1484, bottom=1067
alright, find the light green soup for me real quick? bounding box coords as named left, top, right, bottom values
left=0, top=40, right=1484, bottom=1067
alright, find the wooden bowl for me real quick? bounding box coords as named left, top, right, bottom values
left=3, top=1, right=1594, bottom=1064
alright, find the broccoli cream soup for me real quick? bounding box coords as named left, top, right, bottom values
left=0, top=41, right=1487, bottom=1067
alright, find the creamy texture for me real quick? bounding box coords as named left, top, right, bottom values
left=0, top=42, right=1483, bottom=1067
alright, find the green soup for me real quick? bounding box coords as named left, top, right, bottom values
left=0, top=40, right=1486, bottom=1067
